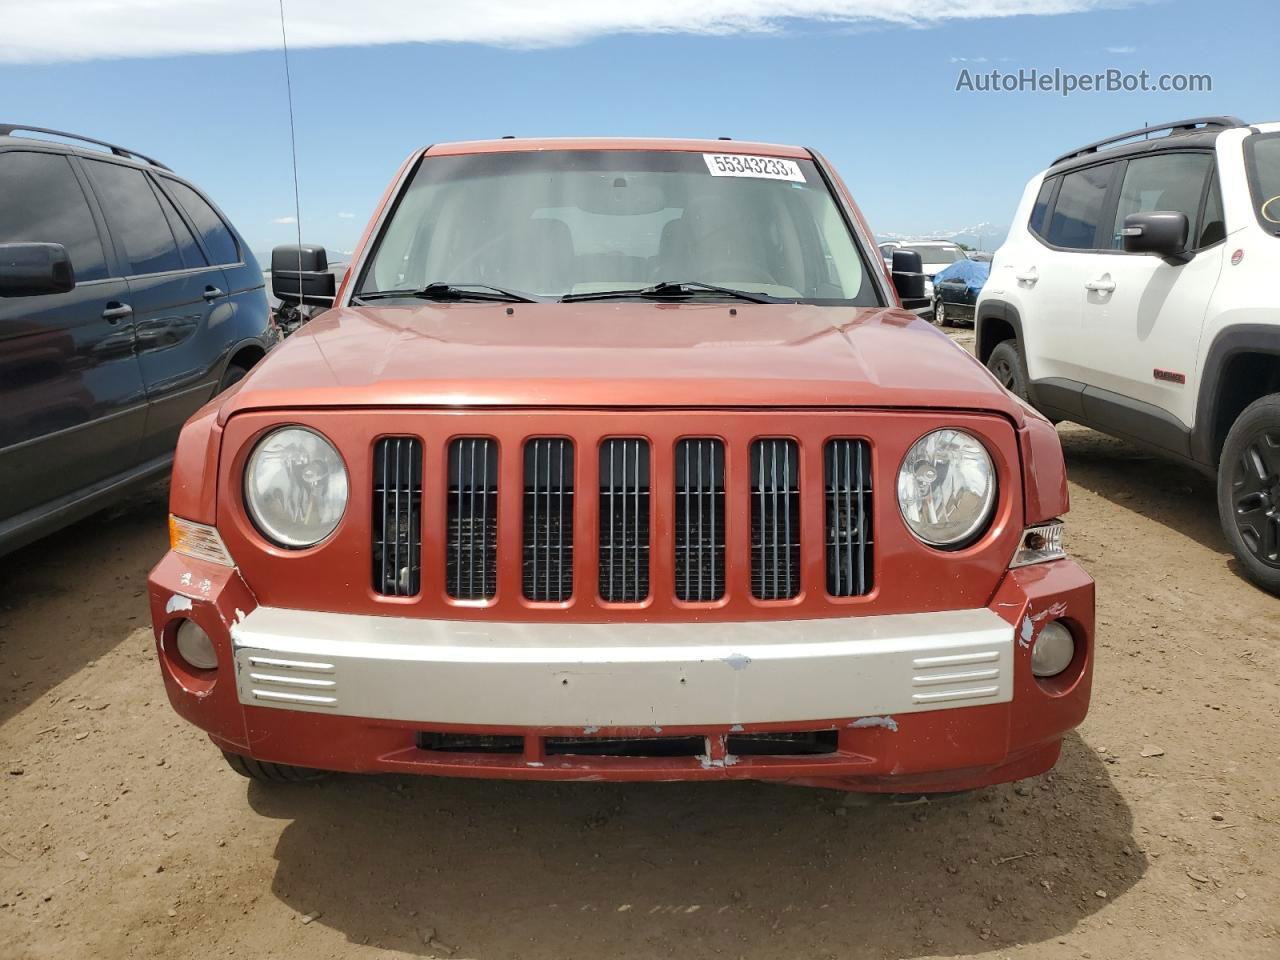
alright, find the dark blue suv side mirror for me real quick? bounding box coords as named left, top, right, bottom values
left=0, top=242, right=75, bottom=297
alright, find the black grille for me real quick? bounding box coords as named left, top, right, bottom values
left=825, top=439, right=874, bottom=597
left=372, top=437, right=422, bottom=596
left=750, top=438, right=801, bottom=600
left=523, top=438, right=574, bottom=601
left=599, top=439, right=650, bottom=603
left=675, top=439, right=725, bottom=602
left=446, top=438, right=498, bottom=600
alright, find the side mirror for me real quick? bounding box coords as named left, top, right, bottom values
left=890, top=250, right=928, bottom=310
left=1121, top=211, right=1189, bottom=260
left=0, top=242, right=75, bottom=297
left=272, top=244, right=336, bottom=307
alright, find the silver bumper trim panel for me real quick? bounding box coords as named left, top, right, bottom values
left=230, top=607, right=1015, bottom=727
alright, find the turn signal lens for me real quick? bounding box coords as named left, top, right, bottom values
left=169, top=515, right=234, bottom=566
left=1010, top=520, right=1066, bottom=568
left=1031, top=620, right=1075, bottom=678
left=175, top=619, right=219, bottom=671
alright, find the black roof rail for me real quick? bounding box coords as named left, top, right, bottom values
left=1050, top=116, right=1246, bottom=168
left=0, top=123, right=171, bottom=171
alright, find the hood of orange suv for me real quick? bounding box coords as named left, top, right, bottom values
left=220, top=301, right=1022, bottom=421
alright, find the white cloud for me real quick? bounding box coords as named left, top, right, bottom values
left=0, top=1, right=1132, bottom=63
left=271, top=215, right=298, bottom=224
left=1106, top=45, right=1136, bottom=54
left=337, top=211, right=357, bottom=219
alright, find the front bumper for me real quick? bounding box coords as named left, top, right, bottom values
left=148, top=554, right=1093, bottom=792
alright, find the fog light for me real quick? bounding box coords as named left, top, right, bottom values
left=1031, top=620, right=1075, bottom=678
left=175, top=619, right=218, bottom=671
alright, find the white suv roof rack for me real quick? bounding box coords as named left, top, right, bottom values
left=1050, top=116, right=1247, bottom=168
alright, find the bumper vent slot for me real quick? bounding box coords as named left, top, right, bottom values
left=825, top=439, right=873, bottom=597
left=726, top=730, right=838, bottom=755
left=675, top=438, right=725, bottom=602
left=446, top=438, right=498, bottom=600
left=417, top=732, right=523, bottom=753
left=750, top=438, right=801, bottom=600
left=523, top=438, right=574, bottom=602
left=372, top=437, right=422, bottom=596
left=599, top=438, right=650, bottom=603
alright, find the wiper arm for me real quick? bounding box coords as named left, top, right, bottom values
left=561, top=280, right=776, bottom=304
left=354, top=282, right=539, bottom=304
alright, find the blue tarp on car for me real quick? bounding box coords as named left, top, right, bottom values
left=933, top=258, right=990, bottom=295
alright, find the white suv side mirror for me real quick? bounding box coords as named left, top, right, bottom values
left=1121, top=211, right=1189, bottom=260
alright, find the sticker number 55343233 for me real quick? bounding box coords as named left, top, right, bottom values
left=703, top=153, right=806, bottom=182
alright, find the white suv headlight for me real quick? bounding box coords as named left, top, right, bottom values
left=244, top=426, right=348, bottom=548
left=897, top=429, right=996, bottom=548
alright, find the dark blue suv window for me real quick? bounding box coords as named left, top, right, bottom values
left=0, top=151, right=108, bottom=282
left=154, top=184, right=208, bottom=269
left=85, top=159, right=184, bottom=275
left=166, top=179, right=239, bottom=266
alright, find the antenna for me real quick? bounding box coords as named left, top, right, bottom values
left=278, top=0, right=304, bottom=285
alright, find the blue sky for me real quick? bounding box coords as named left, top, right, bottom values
left=2, top=0, right=1271, bottom=256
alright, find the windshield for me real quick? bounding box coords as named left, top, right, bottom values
left=357, top=150, right=877, bottom=304
left=1245, top=133, right=1280, bottom=233
left=901, top=244, right=964, bottom=264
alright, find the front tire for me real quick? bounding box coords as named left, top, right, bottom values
left=222, top=750, right=328, bottom=783
left=986, top=339, right=1030, bottom=404
left=217, top=360, right=251, bottom=394
left=933, top=298, right=952, bottom=327
left=1217, top=394, right=1280, bottom=595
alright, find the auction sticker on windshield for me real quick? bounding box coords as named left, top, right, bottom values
left=703, top=153, right=806, bottom=182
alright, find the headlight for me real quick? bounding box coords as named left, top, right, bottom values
left=897, top=429, right=996, bottom=548
left=244, top=426, right=348, bottom=548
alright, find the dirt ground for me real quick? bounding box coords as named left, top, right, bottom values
left=2, top=329, right=1279, bottom=959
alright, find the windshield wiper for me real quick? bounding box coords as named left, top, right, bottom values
left=354, top=282, right=539, bottom=304
left=560, top=280, right=776, bottom=304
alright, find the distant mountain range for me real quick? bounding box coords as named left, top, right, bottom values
left=875, top=222, right=1009, bottom=252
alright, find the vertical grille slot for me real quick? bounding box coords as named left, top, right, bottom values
left=825, top=439, right=874, bottom=597
left=750, top=438, right=801, bottom=600
left=446, top=438, right=498, bottom=600
left=372, top=437, right=422, bottom=596
left=675, top=439, right=725, bottom=602
left=599, top=439, right=650, bottom=603
left=523, top=438, right=574, bottom=602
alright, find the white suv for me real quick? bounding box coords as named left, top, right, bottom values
left=976, top=116, right=1280, bottom=594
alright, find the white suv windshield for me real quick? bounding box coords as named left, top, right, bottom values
left=357, top=150, right=877, bottom=304
left=1245, top=133, right=1280, bottom=233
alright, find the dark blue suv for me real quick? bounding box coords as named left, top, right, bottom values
left=0, top=125, right=273, bottom=555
